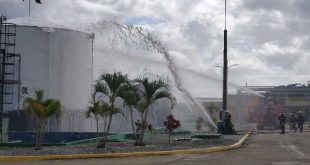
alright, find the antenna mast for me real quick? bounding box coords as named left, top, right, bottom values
left=225, top=0, right=227, bottom=29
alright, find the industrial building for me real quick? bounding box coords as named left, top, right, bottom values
left=229, top=84, right=310, bottom=129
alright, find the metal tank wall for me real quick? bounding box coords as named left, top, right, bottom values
left=11, top=25, right=92, bottom=132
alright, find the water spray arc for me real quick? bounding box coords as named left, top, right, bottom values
left=91, top=21, right=217, bottom=129
left=95, top=49, right=264, bottom=98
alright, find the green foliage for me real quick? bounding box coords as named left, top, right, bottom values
left=89, top=72, right=176, bottom=147
left=86, top=101, right=101, bottom=120
left=134, top=78, right=176, bottom=145
left=23, top=90, right=62, bottom=123
left=118, top=83, right=141, bottom=144
left=23, top=90, right=62, bottom=150
left=92, top=72, right=129, bottom=148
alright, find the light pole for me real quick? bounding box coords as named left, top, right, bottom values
left=215, top=64, right=239, bottom=69
left=217, top=0, right=228, bottom=133
left=222, top=0, right=228, bottom=121
left=220, top=0, right=240, bottom=121
left=215, top=63, right=238, bottom=121
left=217, top=0, right=238, bottom=135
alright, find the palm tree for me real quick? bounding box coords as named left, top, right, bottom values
left=23, top=90, right=61, bottom=150
left=86, top=100, right=102, bottom=145
left=94, top=72, right=129, bottom=148
left=119, top=83, right=141, bottom=145
left=134, top=78, right=175, bottom=146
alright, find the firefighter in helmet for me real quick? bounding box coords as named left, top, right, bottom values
left=278, top=113, right=286, bottom=134
left=297, top=111, right=304, bottom=132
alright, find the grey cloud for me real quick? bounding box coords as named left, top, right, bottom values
left=176, top=0, right=200, bottom=14
left=260, top=53, right=299, bottom=69
left=1, top=0, right=310, bottom=87
left=241, top=0, right=292, bottom=12
left=182, top=20, right=213, bottom=49
left=293, top=0, right=310, bottom=18
left=0, top=1, right=27, bottom=18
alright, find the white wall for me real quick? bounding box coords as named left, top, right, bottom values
left=15, top=26, right=92, bottom=113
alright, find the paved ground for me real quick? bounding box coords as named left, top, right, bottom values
left=1, top=130, right=310, bottom=165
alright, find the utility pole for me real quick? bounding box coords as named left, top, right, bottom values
left=222, top=0, right=228, bottom=120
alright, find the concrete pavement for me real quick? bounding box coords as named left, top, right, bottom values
left=1, top=131, right=310, bottom=165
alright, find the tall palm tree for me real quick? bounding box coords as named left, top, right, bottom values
left=94, top=72, right=128, bottom=148
left=23, top=90, right=61, bottom=150
left=134, top=78, right=175, bottom=146
left=119, top=83, right=141, bottom=145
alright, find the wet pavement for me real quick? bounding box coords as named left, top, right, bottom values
left=2, top=128, right=310, bottom=165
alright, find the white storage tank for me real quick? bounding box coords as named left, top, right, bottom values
left=7, top=17, right=93, bottom=131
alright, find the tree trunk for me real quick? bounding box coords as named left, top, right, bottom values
left=35, top=131, right=40, bottom=150
left=35, top=118, right=40, bottom=150
left=98, top=116, right=108, bottom=148
left=96, top=118, right=99, bottom=145
left=138, top=110, right=149, bottom=146
left=130, top=108, right=138, bottom=145
left=35, top=119, right=45, bottom=150
left=102, top=115, right=113, bottom=148
left=38, top=119, right=47, bottom=150
left=138, top=113, right=144, bottom=145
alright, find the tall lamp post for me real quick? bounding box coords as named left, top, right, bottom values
left=217, top=0, right=228, bottom=133
left=217, top=0, right=238, bottom=134
left=222, top=0, right=228, bottom=121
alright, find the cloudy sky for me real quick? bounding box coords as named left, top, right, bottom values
left=1, top=0, right=310, bottom=97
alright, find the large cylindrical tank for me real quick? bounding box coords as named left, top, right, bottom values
left=8, top=18, right=92, bottom=131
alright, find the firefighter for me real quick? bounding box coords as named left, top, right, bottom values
left=224, top=111, right=236, bottom=134
left=224, top=111, right=232, bottom=131
left=278, top=113, right=286, bottom=134
left=297, top=111, right=304, bottom=132
left=290, top=113, right=298, bottom=132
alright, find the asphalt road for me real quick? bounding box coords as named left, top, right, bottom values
left=1, top=131, right=310, bottom=165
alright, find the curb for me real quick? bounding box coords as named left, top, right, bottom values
left=0, top=129, right=253, bottom=161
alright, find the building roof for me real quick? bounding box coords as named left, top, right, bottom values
left=246, top=85, right=310, bottom=97
left=8, top=17, right=89, bottom=34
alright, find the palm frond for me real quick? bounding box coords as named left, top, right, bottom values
left=23, top=90, right=62, bottom=122
left=152, top=91, right=176, bottom=109
left=133, top=77, right=176, bottom=116
left=135, top=77, right=168, bottom=100
left=118, top=83, right=140, bottom=108
left=44, top=100, right=61, bottom=120
left=33, top=102, right=44, bottom=117
left=35, top=90, right=44, bottom=103
left=135, top=100, right=148, bottom=114
left=99, top=101, right=112, bottom=118
left=86, top=101, right=102, bottom=118
left=95, top=81, right=110, bottom=95
left=100, top=72, right=128, bottom=95
left=23, top=97, right=34, bottom=110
